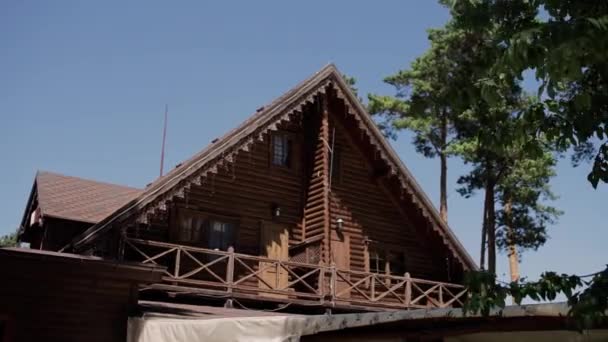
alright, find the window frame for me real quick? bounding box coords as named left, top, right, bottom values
left=270, top=132, right=293, bottom=168
left=206, top=217, right=238, bottom=251
left=171, top=208, right=239, bottom=250
left=172, top=207, right=207, bottom=245
left=365, top=240, right=408, bottom=287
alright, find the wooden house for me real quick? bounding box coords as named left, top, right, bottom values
left=26, top=65, right=476, bottom=313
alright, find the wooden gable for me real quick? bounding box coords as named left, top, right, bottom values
left=67, top=64, right=476, bottom=277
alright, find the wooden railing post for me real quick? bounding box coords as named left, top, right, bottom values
left=174, top=248, right=181, bottom=278
left=317, top=266, right=325, bottom=304
left=404, top=272, right=411, bottom=308
left=172, top=247, right=181, bottom=287
left=124, top=238, right=468, bottom=311
left=371, top=276, right=375, bottom=301
left=227, top=247, right=235, bottom=295
left=330, top=262, right=336, bottom=305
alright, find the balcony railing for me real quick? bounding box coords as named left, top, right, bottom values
left=123, top=238, right=467, bottom=310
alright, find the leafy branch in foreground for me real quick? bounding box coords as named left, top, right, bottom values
left=0, top=231, right=17, bottom=247
left=447, top=0, right=608, bottom=188
left=463, top=267, right=608, bottom=328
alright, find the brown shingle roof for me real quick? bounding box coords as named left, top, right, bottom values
left=36, top=171, right=142, bottom=224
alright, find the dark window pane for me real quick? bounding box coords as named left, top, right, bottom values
left=177, top=211, right=207, bottom=243
left=208, top=220, right=235, bottom=250
left=179, top=216, right=193, bottom=241
left=388, top=251, right=406, bottom=276
left=369, top=248, right=385, bottom=274
left=272, top=134, right=290, bottom=167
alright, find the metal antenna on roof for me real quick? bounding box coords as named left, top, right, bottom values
left=159, top=104, right=168, bottom=177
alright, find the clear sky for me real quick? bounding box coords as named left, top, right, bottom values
left=1, top=1, right=606, bottom=284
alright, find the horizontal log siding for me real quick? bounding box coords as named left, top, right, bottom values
left=0, top=250, right=160, bottom=342
left=328, top=113, right=446, bottom=282
left=129, top=122, right=305, bottom=257
left=302, top=107, right=326, bottom=252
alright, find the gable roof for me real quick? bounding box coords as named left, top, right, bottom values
left=25, top=171, right=142, bottom=224
left=68, top=64, right=476, bottom=270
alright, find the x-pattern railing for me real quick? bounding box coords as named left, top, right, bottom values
left=124, top=238, right=466, bottom=309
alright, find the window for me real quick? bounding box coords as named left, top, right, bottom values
left=388, top=250, right=406, bottom=276
left=367, top=244, right=407, bottom=276
left=208, top=220, right=236, bottom=251
left=173, top=208, right=237, bottom=250
left=369, top=249, right=386, bottom=274
left=272, top=134, right=291, bottom=167
left=177, top=212, right=205, bottom=243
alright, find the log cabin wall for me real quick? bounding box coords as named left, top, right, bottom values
left=326, top=95, right=450, bottom=282
left=0, top=248, right=163, bottom=342
left=121, top=90, right=458, bottom=283
left=301, top=100, right=330, bottom=263
left=127, top=118, right=308, bottom=256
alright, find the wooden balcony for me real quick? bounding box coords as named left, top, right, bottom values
left=123, top=238, right=467, bottom=311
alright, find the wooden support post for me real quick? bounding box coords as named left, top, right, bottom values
left=404, top=272, right=411, bottom=308
left=318, top=267, right=325, bottom=304
left=227, top=246, right=235, bottom=295
left=439, top=285, right=444, bottom=307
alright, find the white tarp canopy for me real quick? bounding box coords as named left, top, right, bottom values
left=128, top=315, right=314, bottom=342
left=128, top=302, right=608, bottom=342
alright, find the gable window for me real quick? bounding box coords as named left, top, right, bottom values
left=208, top=220, right=236, bottom=251
left=272, top=134, right=291, bottom=167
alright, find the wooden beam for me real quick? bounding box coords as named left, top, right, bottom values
left=321, top=93, right=331, bottom=266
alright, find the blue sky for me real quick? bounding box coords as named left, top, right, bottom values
left=1, top=0, right=606, bottom=284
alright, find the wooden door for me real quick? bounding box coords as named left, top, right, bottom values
left=331, top=232, right=350, bottom=299
left=259, top=222, right=289, bottom=297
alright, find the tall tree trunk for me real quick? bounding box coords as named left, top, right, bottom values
left=439, top=113, right=448, bottom=223
left=504, top=194, right=520, bottom=283
left=439, top=152, right=448, bottom=223
left=486, top=179, right=497, bottom=274
left=480, top=184, right=489, bottom=270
